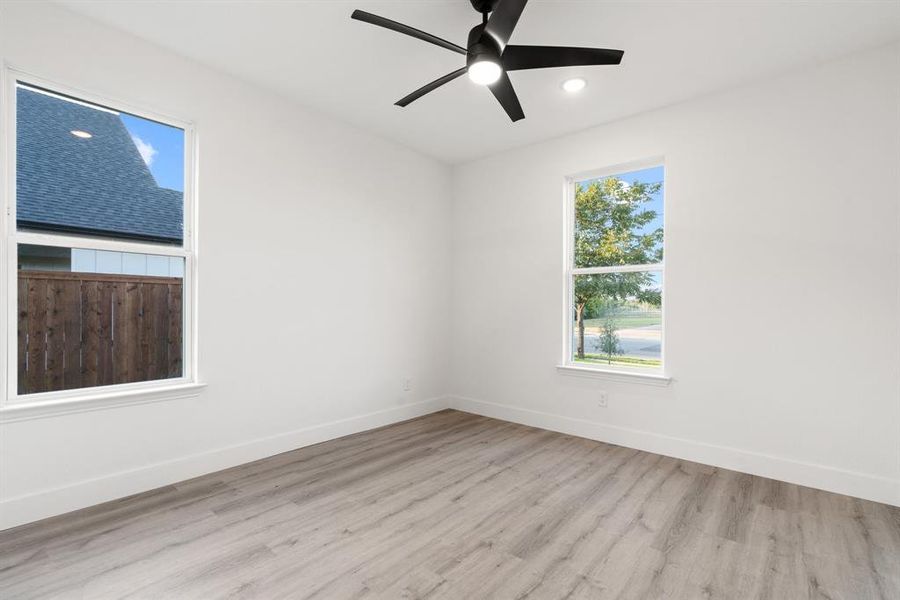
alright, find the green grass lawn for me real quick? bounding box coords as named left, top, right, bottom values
left=583, top=314, right=661, bottom=329
left=575, top=354, right=662, bottom=367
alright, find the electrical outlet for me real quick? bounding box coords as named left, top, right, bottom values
left=598, top=391, right=609, bottom=408
left=403, top=377, right=413, bottom=392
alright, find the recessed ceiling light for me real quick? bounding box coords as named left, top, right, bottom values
left=468, top=60, right=502, bottom=86
left=70, top=130, right=93, bottom=139
left=562, top=78, right=587, bottom=93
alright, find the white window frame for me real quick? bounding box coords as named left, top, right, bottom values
left=0, top=66, right=203, bottom=420
left=558, top=157, right=670, bottom=385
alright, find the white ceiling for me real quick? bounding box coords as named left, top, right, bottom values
left=58, top=0, right=900, bottom=164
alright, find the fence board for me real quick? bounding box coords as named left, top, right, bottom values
left=148, top=284, right=169, bottom=381
left=127, top=283, right=142, bottom=383
left=44, top=279, right=66, bottom=391
left=114, top=282, right=136, bottom=384
left=97, top=282, right=115, bottom=385
left=63, top=278, right=82, bottom=389
left=81, top=281, right=100, bottom=389
left=25, top=278, right=48, bottom=393
left=17, top=271, right=183, bottom=395
left=167, top=283, right=183, bottom=379
left=17, top=276, right=27, bottom=395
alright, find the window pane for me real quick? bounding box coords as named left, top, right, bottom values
left=16, top=84, right=185, bottom=245
left=573, top=166, right=664, bottom=268
left=17, top=244, right=184, bottom=395
left=572, top=272, right=662, bottom=369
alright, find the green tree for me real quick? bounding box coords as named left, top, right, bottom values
left=596, top=308, right=624, bottom=364
left=573, top=177, right=662, bottom=360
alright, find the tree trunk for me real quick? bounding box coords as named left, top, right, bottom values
left=576, top=303, right=586, bottom=359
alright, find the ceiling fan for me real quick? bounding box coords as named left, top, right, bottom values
left=350, top=0, right=623, bottom=122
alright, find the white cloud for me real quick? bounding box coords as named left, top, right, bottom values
left=131, top=135, right=158, bottom=166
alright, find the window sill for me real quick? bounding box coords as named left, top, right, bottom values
left=556, top=365, right=671, bottom=386
left=0, top=382, right=207, bottom=423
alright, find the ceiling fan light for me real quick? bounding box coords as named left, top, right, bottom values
left=468, top=60, right=502, bottom=85
left=562, top=78, right=587, bottom=93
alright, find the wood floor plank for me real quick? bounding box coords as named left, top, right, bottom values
left=0, top=409, right=897, bottom=599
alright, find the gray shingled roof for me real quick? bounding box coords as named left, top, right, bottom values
left=16, top=87, right=183, bottom=244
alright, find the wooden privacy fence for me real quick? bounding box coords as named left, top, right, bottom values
left=17, top=270, right=183, bottom=395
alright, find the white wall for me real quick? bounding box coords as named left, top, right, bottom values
left=449, top=43, right=900, bottom=506
left=0, top=2, right=451, bottom=529
left=1, top=3, right=898, bottom=532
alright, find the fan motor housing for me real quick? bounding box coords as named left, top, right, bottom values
left=469, top=0, right=501, bottom=13
left=466, top=23, right=501, bottom=64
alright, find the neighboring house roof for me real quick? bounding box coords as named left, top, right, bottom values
left=16, top=87, right=183, bottom=244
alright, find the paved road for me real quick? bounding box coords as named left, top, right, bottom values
left=579, top=326, right=661, bottom=359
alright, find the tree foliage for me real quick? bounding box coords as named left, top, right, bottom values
left=573, top=177, right=663, bottom=359
left=596, top=311, right=624, bottom=364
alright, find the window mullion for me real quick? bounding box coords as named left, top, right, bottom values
left=571, top=263, right=663, bottom=276
left=13, top=231, right=188, bottom=258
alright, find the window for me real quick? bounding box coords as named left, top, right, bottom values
left=564, top=162, right=664, bottom=375
left=3, top=76, right=196, bottom=404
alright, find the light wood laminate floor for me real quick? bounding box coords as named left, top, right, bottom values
left=1, top=409, right=898, bottom=599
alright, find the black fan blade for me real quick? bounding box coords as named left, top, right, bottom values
left=396, top=67, right=467, bottom=107
left=502, top=45, right=624, bottom=71
left=488, top=71, right=525, bottom=122
left=483, top=0, right=528, bottom=51
left=351, top=10, right=466, bottom=55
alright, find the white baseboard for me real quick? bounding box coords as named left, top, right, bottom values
left=0, top=397, right=449, bottom=531
left=5, top=394, right=896, bottom=531
left=448, top=395, right=900, bottom=507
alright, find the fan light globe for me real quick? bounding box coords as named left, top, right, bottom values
left=562, top=78, right=587, bottom=93
left=468, top=60, right=502, bottom=85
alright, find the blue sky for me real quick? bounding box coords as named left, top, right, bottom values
left=615, top=165, right=664, bottom=289
left=120, top=113, right=184, bottom=192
